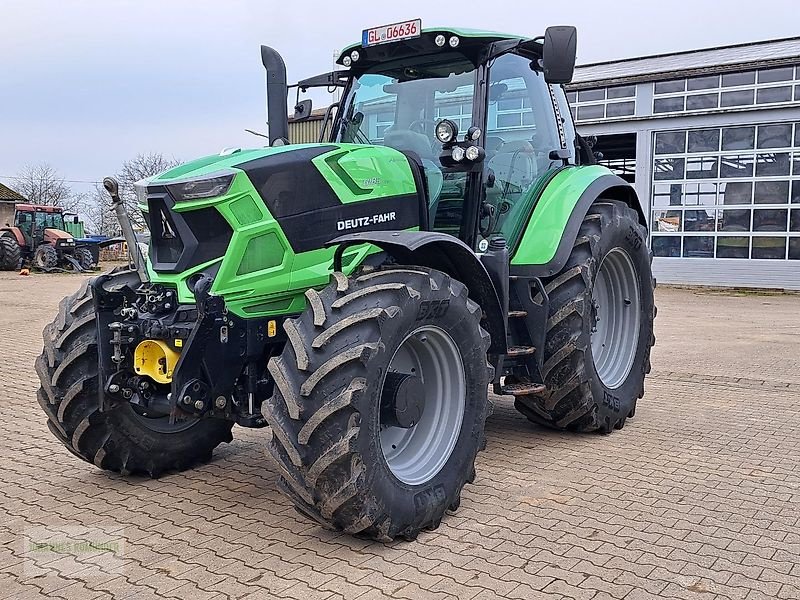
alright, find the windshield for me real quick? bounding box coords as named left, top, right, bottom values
left=336, top=58, right=476, bottom=152
left=335, top=58, right=477, bottom=233
left=33, top=211, right=65, bottom=230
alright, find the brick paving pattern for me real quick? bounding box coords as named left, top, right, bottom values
left=1, top=271, right=798, bottom=599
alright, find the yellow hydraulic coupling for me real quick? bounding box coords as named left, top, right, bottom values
left=133, top=340, right=181, bottom=384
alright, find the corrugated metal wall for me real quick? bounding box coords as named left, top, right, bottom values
left=288, top=118, right=326, bottom=144
left=653, top=259, right=800, bottom=290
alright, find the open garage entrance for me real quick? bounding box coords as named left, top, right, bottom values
left=593, top=132, right=637, bottom=184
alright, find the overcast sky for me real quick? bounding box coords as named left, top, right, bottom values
left=2, top=0, right=798, bottom=197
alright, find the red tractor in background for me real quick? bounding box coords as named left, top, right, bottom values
left=0, top=204, right=95, bottom=271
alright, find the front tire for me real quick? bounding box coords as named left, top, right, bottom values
left=515, top=200, right=655, bottom=433
left=74, top=247, right=95, bottom=270
left=34, top=244, right=58, bottom=269
left=263, top=267, right=492, bottom=541
left=36, top=273, right=234, bottom=476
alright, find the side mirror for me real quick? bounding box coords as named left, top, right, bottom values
left=542, top=26, right=577, bottom=84
left=293, top=99, right=313, bottom=121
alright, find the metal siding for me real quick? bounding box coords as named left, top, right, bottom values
left=653, top=258, right=800, bottom=290
left=288, top=118, right=325, bottom=144
left=572, top=37, right=800, bottom=86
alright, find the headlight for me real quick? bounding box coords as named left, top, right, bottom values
left=435, top=119, right=458, bottom=144
left=166, top=172, right=235, bottom=202
left=465, top=145, right=484, bottom=161
left=451, top=146, right=465, bottom=162
left=133, top=178, right=151, bottom=207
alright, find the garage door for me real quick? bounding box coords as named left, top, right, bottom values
left=649, top=121, right=800, bottom=288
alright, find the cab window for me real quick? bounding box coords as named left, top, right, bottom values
left=483, top=52, right=562, bottom=238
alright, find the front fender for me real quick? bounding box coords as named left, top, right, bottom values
left=510, top=166, right=645, bottom=278
left=328, top=231, right=506, bottom=354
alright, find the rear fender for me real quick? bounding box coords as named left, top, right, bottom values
left=510, top=166, right=645, bottom=278
left=1, top=226, right=25, bottom=247
left=328, top=231, right=507, bottom=354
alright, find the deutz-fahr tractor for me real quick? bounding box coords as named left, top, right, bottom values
left=37, top=23, right=655, bottom=541
left=1, top=204, right=95, bottom=271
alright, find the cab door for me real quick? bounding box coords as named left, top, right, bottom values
left=481, top=52, right=571, bottom=246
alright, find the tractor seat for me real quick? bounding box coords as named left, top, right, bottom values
left=486, top=140, right=537, bottom=196
left=383, top=129, right=444, bottom=223
left=383, top=129, right=434, bottom=160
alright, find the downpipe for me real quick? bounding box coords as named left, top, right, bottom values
left=102, top=176, right=150, bottom=284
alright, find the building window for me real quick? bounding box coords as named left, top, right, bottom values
left=652, top=65, right=800, bottom=115
left=435, top=99, right=473, bottom=132
left=566, top=85, right=636, bottom=123
left=650, top=122, right=800, bottom=260
left=373, top=111, right=394, bottom=140
left=493, top=95, right=533, bottom=130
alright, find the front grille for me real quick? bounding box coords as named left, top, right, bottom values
left=146, top=187, right=233, bottom=273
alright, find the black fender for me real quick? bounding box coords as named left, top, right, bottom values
left=328, top=231, right=507, bottom=354
left=511, top=174, right=646, bottom=279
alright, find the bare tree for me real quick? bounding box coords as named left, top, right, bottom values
left=117, top=153, right=180, bottom=228
left=82, top=184, right=120, bottom=236
left=12, top=163, right=81, bottom=211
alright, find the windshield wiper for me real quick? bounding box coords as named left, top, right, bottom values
left=339, top=114, right=372, bottom=145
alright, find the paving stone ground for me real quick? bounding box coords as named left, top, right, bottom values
left=1, top=270, right=799, bottom=600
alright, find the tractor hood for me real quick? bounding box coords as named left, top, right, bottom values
left=143, top=143, right=427, bottom=309
left=44, top=228, right=73, bottom=242
left=151, top=145, right=316, bottom=183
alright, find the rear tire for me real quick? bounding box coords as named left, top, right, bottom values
left=263, top=267, right=492, bottom=541
left=36, top=272, right=234, bottom=476
left=0, top=235, right=21, bottom=270
left=514, top=200, right=655, bottom=433
left=34, top=244, right=58, bottom=269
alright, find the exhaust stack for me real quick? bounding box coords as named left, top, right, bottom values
left=260, top=45, right=289, bottom=145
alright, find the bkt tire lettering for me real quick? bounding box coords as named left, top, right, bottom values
left=416, top=299, right=450, bottom=321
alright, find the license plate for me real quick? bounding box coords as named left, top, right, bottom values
left=362, top=19, right=422, bottom=47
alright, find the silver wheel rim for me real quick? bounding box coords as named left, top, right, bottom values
left=591, top=248, right=641, bottom=389
left=380, top=325, right=466, bottom=485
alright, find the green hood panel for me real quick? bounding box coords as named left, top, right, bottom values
left=153, top=144, right=328, bottom=182
left=146, top=143, right=420, bottom=318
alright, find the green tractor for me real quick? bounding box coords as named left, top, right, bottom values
left=36, top=23, right=655, bottom=541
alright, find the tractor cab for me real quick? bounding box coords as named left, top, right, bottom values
left=302, top=25, right=579, bottom=249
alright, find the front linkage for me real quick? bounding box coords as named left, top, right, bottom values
left=91, top=271, right=285, bottom=428
left=92, top=177, right=283, bottom=428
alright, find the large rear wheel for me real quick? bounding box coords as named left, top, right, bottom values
left=0, top=234, right=21, bottom=270
left=263, top=267, right=492, bottom=541
left=514, top=200, right=655, bottom=432
left=36, top=272, right=233, bottom=476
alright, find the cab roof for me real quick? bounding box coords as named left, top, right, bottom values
left=337, top=26, right=529, bottom=67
